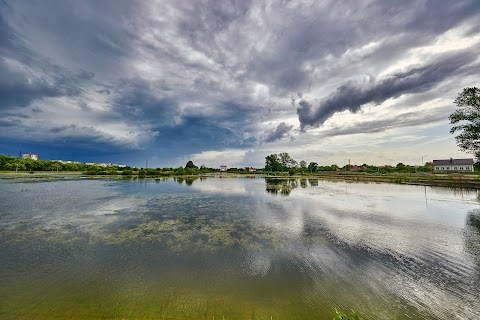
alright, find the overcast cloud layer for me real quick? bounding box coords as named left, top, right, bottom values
left=1, top=0, right=479, bottom=167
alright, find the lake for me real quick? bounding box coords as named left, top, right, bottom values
left=0, top=176, right=479, bottom=319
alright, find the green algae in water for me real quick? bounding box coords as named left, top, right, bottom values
left=104, top=212, right=279, bottom=252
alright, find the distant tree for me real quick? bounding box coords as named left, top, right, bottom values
left=300, top=160, right=307, bottom=169
left=449, top=87, right=480, bottom=159
left=265, top=154, right=283, bottom=172
left=424, top=162, right=434, bottom=171
left=176, top=166, right=185, bottom=175
left=185, top=160, right=197, bottom=169
left=279, top=152, right=297, bottom=168
left=185, top=167, right=198, bottom=175
left=308, top=162, right=318, bottom=172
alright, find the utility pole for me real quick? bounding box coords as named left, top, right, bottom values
left=419, top=155, right=427, bottom=173
left=421, top=155, right=427, bottom=166
left=146, top=160, right=148, bottom=169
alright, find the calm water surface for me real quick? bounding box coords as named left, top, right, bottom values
left=0, top=177, right=479, bottom=319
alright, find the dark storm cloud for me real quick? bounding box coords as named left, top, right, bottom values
left=0, top=26, right=86, bottom=113
left=297, top=51, right=477, bottom=130
left=151, top=114, right=256, bottom=156
left=1, top=0, right=138, bottom=71
left=0, top=57, right=80, bottom=109
left=263, top=122, right=294, bottom=143
left=110, top=80, right=177, bottom=123
left=96, top=89, right=111, bottom=95
left=0, top=118, right=21, bottom=127
left=108, top=80, right=259, bottom=153
left=0, top=0, right=137, bottom=111
left=245, top=0, right=480, bottom=94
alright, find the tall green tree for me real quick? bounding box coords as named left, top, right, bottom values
left=185, top=160, right=197, bottom=169
left=265, top=154, right=283, bottom=172
left=299, top=160, right=307, bottom=169
left=449, top=87, right=480, bottom=158
left=279, top=152, right=297, bottom=168
left=308, top=162, right=318, bottom=172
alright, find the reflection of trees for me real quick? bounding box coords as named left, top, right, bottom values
left=464, top=209, right=480, bottom=271
left=265, top=178, right=298, bottom=196
left=308, top=179, right=319, bottom=187
left=428, top=186, right=479, bottom=199
left=467, top=210, right=480, bottom=231
left=300, top=179, right=308, bottom=188
left=174, top=177, right=199, bottom=186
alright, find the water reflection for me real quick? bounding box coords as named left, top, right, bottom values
left=465, top=209, right=480, bottom=272
left=308, top=178, right=319, bottom=187
left=1, top=178, right=480, bottom=319
left=265, top=178, right=298, bottom=196
left=300, top=178, right=308, bottom=188
left=174, top=176, right=199, bottom=186
left=467, top=209, right=480, bottom=230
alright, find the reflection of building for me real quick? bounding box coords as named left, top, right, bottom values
left=220, top=165, right=227, bottom=171
left=433, top=158, right=474, bottom=172
left=22, top=153, right=38, bottom=160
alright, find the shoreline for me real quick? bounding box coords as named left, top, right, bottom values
left=2, top=171, right=480, bottom=189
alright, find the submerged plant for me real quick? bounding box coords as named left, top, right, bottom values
left=334, top=308, right=364, bottom=320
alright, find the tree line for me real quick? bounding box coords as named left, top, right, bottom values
left=0, top=155, right=221, bottom=176
left=264, top=152, right=434, bottom=175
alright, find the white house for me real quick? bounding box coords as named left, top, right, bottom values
left=219, top=165, right=227, bottom=171
left=433, top=158, right=474, bottom=172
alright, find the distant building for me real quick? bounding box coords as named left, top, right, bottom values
left=97, top=163, right=111, bottom=167
left=220, top=165, right=227, bottom=171
left=248, top=167, right=256, bottom=172
left=433, top=158, right=474, bottom=172
left=22, top=153, right=38, bottom=160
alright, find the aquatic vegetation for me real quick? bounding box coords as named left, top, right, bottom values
left=0, top=220, right=93, bottom=248
left=334, top=308, right=364, bottom=320
left=103, top=212, right=279, bottom=252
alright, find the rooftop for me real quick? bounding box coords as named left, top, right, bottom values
left=432, top=158, right=474, bottom=165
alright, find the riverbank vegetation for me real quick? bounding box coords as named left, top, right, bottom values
left=0, top=155, right=220, bottom=177
left=265, top=152, right=437, bottom=175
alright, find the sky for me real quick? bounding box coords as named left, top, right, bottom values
left=1, top=0, right=480, bottom=168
